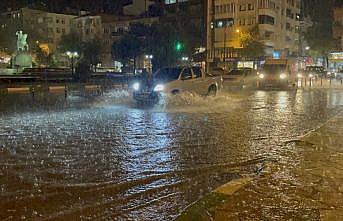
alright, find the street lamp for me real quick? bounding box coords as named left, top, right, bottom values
left=145, top=54, right=153, bottom=74
left=66, top=51, right=79, bottom=78
left=145, top=54, right=153, bottom=59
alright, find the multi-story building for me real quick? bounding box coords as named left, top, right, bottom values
left=71, top=12, right=103, bottom=43
left=0, top=8, right=76, bottom=53
left=206, top=0, right=301, bottom=66
left=333, top=7, right=343, bottom=51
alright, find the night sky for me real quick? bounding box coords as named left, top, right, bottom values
left=0, top=0, right=132, bottom=14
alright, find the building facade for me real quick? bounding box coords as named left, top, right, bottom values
left=71, top=13, right=103, bottom=43
left=0, top=8, right=76, bottom=53
left=206, top=0, right=300, bottom=65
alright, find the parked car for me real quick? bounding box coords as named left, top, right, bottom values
left=336, top=70, right=343, bottom=80
left=222, top=68, right=257, bottom=88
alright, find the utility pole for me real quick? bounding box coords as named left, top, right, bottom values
left=223, top=26, right=227, bottom=62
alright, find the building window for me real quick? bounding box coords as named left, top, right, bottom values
left=62, top=19, right=65, bottom=24
left=240, top=5, right=246, bottom=11
left=258, top=15, right=275, bottom=25
left=286, top=23, right=292, bottom=31
left=62, top=28, right=65, bottom=34
left=286, top=9, right=294, bottom=19
left=215, top=18, right=234, bottom=28
left=165, top=0, right=176, bottom=4
left=215, top=5, right=220, bottom=14
left=248, top=4, right=254, bottom=10
left=56, top=28, right=60, bottom=33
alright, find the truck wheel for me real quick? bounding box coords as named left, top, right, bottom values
left=207, top=85, right=217, bottom=96
left=171, top=89, right=180, bottom=95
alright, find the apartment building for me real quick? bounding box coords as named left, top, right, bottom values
left=71, top=12, right=103, bottom=43
left=206, top=0, right=300, bottom=63
left=0, top=8, right=76, bottom=53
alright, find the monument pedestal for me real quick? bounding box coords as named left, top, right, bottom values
left=11, top=52, right=32, bottom=73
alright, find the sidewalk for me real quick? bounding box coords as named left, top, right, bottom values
left=176, top=112, right=343, bottom=221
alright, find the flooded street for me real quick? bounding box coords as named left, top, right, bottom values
left=0, top=88, right=343, bottom=220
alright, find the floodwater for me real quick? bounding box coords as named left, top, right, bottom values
left=0, top=88, right=342, bottom=220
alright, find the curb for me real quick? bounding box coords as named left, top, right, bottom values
left=175, top=177, right=254, bottom=221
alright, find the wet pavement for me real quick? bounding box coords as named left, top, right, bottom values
left=177, top=111, right=343, bottom=221
left=0, top=88, right=343, bottom=220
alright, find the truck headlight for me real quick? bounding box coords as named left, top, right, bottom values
left=258, top=73, right=264, bottom=79
left=280, top=73, right=287, bottom=79
left=154, top=84, right=164, bottom=92
left=132, top=82, right=140, bottom=91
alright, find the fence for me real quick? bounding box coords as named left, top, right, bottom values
left=298, top=77, right=343, bottom=88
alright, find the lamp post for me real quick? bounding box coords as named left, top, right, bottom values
left=145, top=54, right=153, bottom=74
left=66, top=51, right=79, bottom=78
left=223, top=26, right=228, bottom=61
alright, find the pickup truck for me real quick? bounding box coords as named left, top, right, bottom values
left=150, top=66, right=222, bottom=96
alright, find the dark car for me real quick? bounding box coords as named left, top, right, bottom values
left=222, top=68, right=257, bottom=88
left=304, top=66, right=327, bottom=78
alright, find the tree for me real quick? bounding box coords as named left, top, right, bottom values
left=59, top=32, right=101, bottom=81
left=111, top=19, right=204, bottom=71
left=82, top=38, right=102, bottom=67
left=304, top=22, right=337, bottom=66
left=240, top=27, right=265, bottom=59
left=33, top=44, right=49, bottom=67
left=303, top=0, right=337, bottom=67
left=112, top=33, right=143, bottom=72
left=0, top=25, right=18, bottom=54
left=59, top=31, right=82, bottom=53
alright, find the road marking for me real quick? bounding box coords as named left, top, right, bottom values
left=213, top=177, right=253, bottom=196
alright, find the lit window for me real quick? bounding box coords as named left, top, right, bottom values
left=165, top=0, right=177, bottom=4
left=217, top=20, right=223, bottom=28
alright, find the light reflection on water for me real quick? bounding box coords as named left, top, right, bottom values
left=0, top=89, right=342, bottom=220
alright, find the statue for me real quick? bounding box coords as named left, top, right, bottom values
left=11, top=30, right=32, bottom=70
left=16, top=31, right=29, bottom=52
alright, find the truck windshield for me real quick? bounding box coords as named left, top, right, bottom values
left=263, top=65, right=287, bottom=74
left=154, top=68, right=182, bottom=81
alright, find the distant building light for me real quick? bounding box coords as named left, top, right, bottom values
left=273, top=51, right=280, bottom=59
